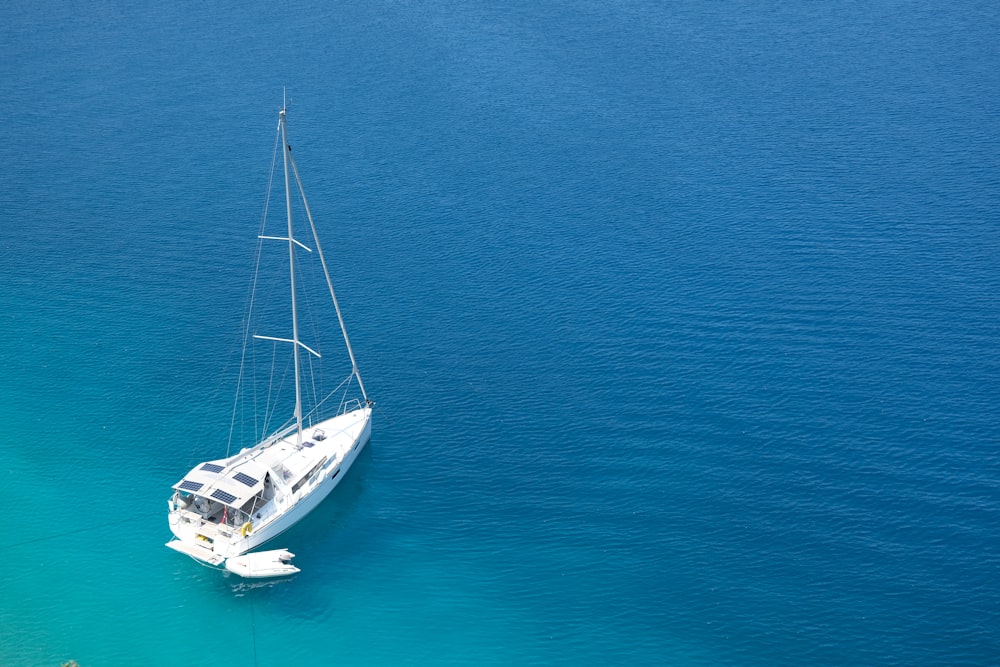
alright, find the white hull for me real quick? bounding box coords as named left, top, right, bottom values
left=235, top=412, right=371, bottom=552
left=167, top=406, right=371, bottom=564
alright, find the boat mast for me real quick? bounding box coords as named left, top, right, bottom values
left=279, top=105, right=304, bottom=446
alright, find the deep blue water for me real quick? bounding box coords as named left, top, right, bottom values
left=2, top=1, right=999, bottom=665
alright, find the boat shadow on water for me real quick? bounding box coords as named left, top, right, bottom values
left=228, top=573, right=296, bottom=597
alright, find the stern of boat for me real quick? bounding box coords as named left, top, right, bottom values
left=166, top=503, right=247, bottom=565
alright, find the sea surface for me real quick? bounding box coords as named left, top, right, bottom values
left=2, top=1, right=999, bottom=665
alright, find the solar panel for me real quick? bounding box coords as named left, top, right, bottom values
left=211, top=489, right=237, bottom=504
left=201, top=463, right=224, bottom=473
left=179, top=480, right=203, bottom=492
left=233, top=472, right=258, bottom=487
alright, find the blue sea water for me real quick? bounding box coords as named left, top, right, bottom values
left=2, top=1, right=999, bottom=665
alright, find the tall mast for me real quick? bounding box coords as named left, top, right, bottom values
left=279, top=106, right=304, bottom=446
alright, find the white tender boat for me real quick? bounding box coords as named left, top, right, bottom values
left=225, top=549, right=300, bottom=578
left=166, top=104, right=373, bottom=576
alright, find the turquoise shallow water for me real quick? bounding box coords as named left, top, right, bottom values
left=2, top=1, right=999, bottom=665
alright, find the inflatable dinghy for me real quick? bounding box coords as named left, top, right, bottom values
left=224, top=549, right=300, bottom=578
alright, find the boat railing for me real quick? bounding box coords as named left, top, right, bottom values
left=228, top=421, right=297, bottom=462
left=302, top=380, right=364, bottom=424
left=259, top=422, right=297, bottom=447
left=340, top=398, right=363, bottom=414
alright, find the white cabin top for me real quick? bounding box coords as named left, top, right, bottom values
left=173, top=459, right=271, bottom=509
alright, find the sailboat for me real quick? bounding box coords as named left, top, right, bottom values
left=166, top=105, right=373, bottom=576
